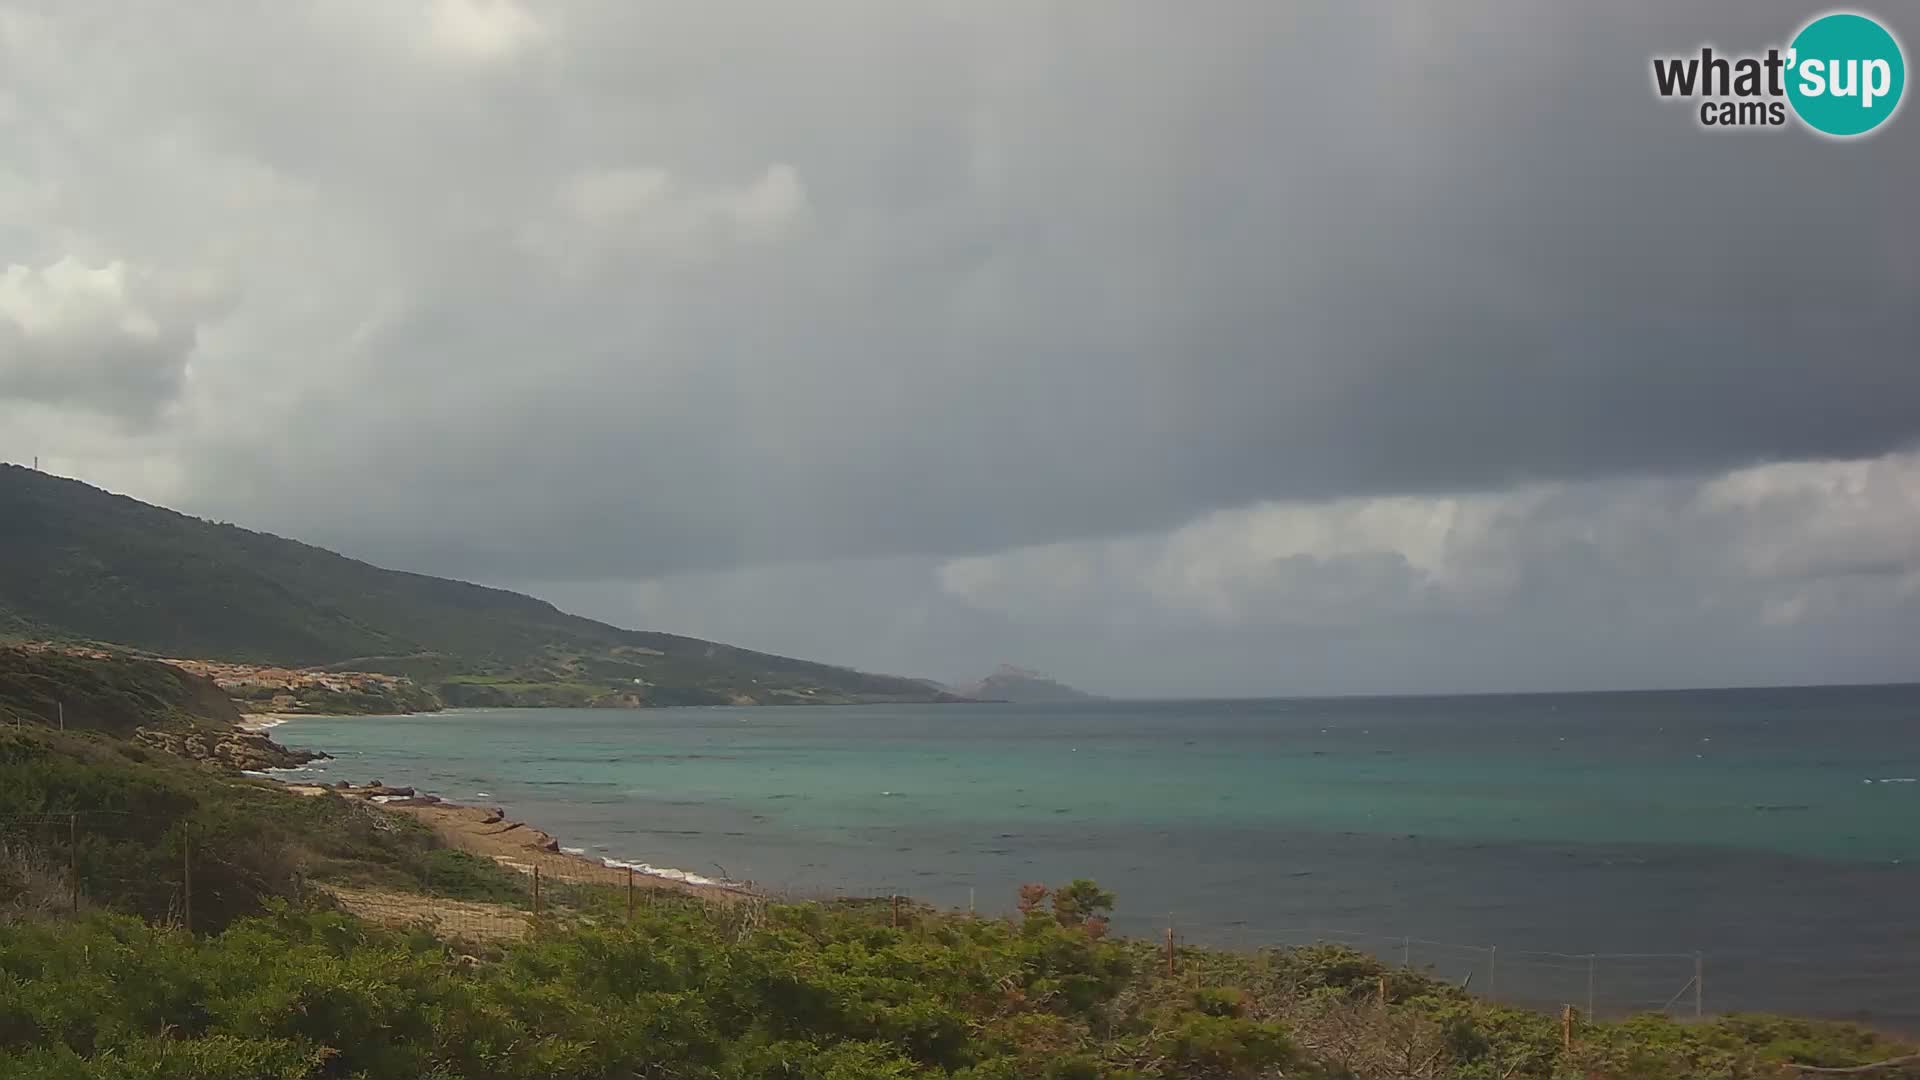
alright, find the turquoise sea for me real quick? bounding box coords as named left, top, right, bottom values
left=275, top=686, right=1920, bottom=1027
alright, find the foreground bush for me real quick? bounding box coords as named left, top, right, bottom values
left=1, top=896, right=1912, bottom=1080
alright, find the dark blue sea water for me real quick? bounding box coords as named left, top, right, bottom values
left=275, top=686, right=1920, bottom=1028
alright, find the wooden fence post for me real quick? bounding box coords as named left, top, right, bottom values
left=890, top=893, right=900, bottom=928
left=532, top=866, right=542, bottom=916
left=626, top=866, right=635, bottom=923
left=1694, top=953, right=1703, bottom=1018
left=1562, top=1005, right=1574, bottom=1052
left=1165, top=915, right=1176, bottom=978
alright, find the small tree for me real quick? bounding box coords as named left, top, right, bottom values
left=1051, top=878, right=1115, bottom=939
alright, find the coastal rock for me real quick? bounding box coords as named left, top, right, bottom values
left=132, top=726, right=329, bottom=772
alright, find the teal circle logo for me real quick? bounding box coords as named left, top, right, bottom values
left=1786, top=12, right=1905, bottom=136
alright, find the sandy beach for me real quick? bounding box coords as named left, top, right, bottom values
left=282, top=781, right=749, bottom=904
left=236, top=712, right=296, bottom=733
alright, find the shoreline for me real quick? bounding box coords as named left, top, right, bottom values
left=237, top=711, right=296, bottom=732
left=261, top=739, right=755, bottom=901
left=259, top=709, right=789, bottom=897
left=356, top=787, right=756, bottom=902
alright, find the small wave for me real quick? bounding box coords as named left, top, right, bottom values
left=560, top=846, right=586, bottom=855
left=598, top=857, right=745, bottom=889
left=475, top=792, right=492, bottom=798
left=1869, top=777, right=1917, bottom=784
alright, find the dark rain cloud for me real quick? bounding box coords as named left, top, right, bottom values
left=1, top=2, right=1916, bottom=694
left=114, top=0, right=1908, bottom=580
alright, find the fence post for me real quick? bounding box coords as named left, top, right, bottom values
left=968, top=886, right=974, bottom=916
left=1377, top=974, right=1388, bottom=1007
left=626, top=866, right=635, bottom=923
left=1562, top=1004, right=1574, bottom=1052
left=1694, top=953, right=1703, bottom=1019
left=891, top=893, right=900, bottom=929
left=1587, top=954, right=1595, bottom=1018
left=532, top=866, right=542, bottom=916
left=1403, top=935, right=1411, bottom=968
left=1487, top=945, right=1497, bottom=999
left=1165, top=914, right=1176, bottom=978
left=69, top=813, right=79, bottom=913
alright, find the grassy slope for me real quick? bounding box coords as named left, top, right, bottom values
left=0, top=464, right=946, bottom=704
left=0, top=648, right=242, bottom=736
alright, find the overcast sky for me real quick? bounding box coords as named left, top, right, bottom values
left=3, top=1, right=1917, bottom=695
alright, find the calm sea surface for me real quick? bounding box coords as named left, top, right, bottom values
left=276, top=687, right=1920, bottom=1027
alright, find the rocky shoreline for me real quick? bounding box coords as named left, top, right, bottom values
left=132, top=725, right=331, bottom=772
left=128, top=719, right=748, bottom=901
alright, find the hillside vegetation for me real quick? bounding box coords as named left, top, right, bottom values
left=0, top=465, right=954, bottom=707
left=0, top=648, right=241, bottom=736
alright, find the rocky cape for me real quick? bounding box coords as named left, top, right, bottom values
left=132, top=726, right=331, bottom=772
left=953, top=664, right=1101, bottom=703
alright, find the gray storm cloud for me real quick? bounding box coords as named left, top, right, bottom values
left=2, top=1, right=1916, bottom=693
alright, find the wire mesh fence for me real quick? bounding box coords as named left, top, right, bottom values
left=1192, top=924, right=1703, bottom=1019
left=0, top=811, right=194, bottom=926
left=0, top=812, right=1743, bottom=1022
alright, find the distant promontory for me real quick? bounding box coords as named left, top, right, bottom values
left=952, top=664, right=1101, bottom=703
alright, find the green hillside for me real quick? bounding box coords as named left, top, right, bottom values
left=0, top=648, right=242, bottom=736
left=0, top=464, right=953, bottom=706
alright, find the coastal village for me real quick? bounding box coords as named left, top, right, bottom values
left=19, top=640, right=422, bottom=713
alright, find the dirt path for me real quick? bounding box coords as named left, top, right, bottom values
left=319, top=883, right=531, bottom=942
